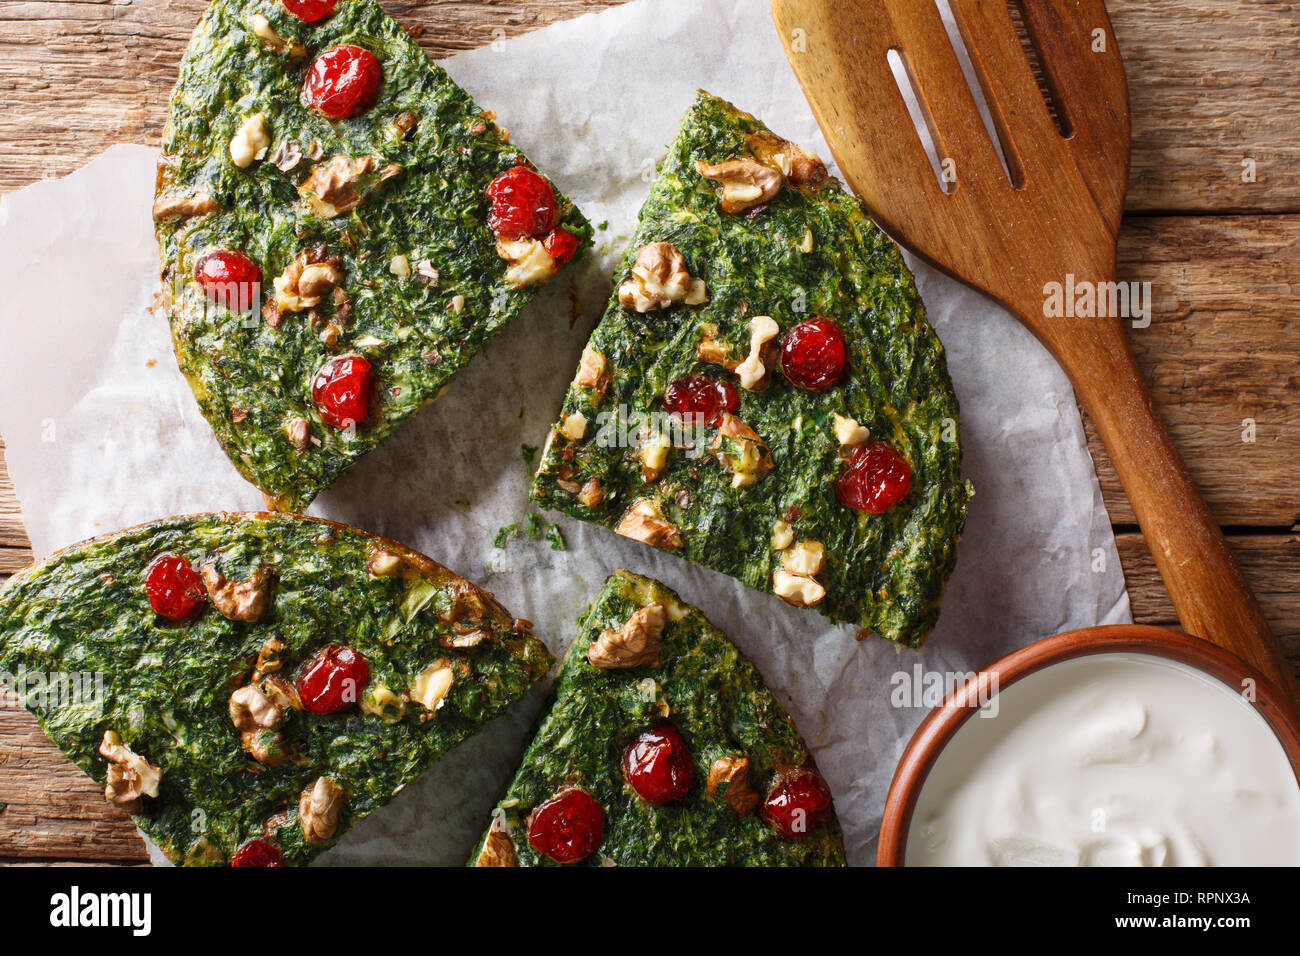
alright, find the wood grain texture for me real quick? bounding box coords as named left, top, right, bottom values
left=0, top=0, right=1297, bottom=863
left=1094, top=215, right=1300, bottom=527
left=2, top=0, right=1298, bottom=212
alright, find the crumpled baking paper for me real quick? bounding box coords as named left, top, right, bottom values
left=0, top=0, right=1129, bottom=866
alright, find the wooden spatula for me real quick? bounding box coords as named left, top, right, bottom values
left=772, top=0, right=1299, bottom=707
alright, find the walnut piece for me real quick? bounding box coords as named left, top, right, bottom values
left=271, top=252, right=343, bottom=315
left=572, top=345, right=608, bottom=398
left=734, top=315, right=780, bottom=391
left=577, top=477, right=604, bottom=509
left=745, top=131, right=828, bottom=187
left=615, top=498, right=683, bottom=550
left=299, top=776, right=345, bottom=843
left=618, top=242, right=708, bottom=313
left=202, top=563, right=271, bottom=622
left=696, top=157, right=785, bottom=214
left=475, top=818, right=518, bottom=867
left=588, top=603, right=667, bottom=670
left=285, top=417, right=310, bottom=450
left=409, top=660, right=455, bottom=712
left=98, top=730, right=162, bottom=812
left=230, top=113, right=270, bottom=169
left=299, top=156, right=400, bottom=218
left=774, top=539, right=828, bottom=607
left=496, top=238, right=558, bottom=289
left=229, top=682, right=286, bottom=733
left=249, top=13, right=306, bottom=56
left=715, top=413, right=774, bottom=488
left=707, top=756, right=761, bottom=815
left=367, top=547, right=405, bottom=577
left=151, top=193, right=219, bottom=221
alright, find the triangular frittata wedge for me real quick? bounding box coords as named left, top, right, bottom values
left=155, top=0, right=591, bottom=511
left=471, top=571, right=846, bottom=866
left=532, top=92, right=970, bottom=648
left=0, top=513, right=551, bottom=866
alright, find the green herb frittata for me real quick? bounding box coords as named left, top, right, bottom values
left=532, top=92, right=971, bottom=647
left=471, top=570, right=846, bottom=866
left=155, top=0, right=591, bottom=512
left=0, top=513, right=551, bottom=865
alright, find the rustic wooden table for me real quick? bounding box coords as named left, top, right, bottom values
left=0, top=0, right=1296, bottom=864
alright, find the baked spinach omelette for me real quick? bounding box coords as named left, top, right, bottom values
left=154, top=0, right=591, bottom=512
left=532, top=92, right=971, bottom=648
left=471, top=570, right=846, bottom=866
left=0, top=513, right=551, bottom=866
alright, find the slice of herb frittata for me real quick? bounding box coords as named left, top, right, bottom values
left=531, top=92, right=971, bottom=648
left=470, top=570, right=846, bottom=866
left=0, top=513, right=551, bottom=866
left=155, top=0, right=591, bottom=512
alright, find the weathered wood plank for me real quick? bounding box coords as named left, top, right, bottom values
left=0, top=0, right=1298, bottom=213
left=1116, top=532, right=1300, bottom=676
left=1088, top=214, right=1300, bottom=527
left=0, top=708, right=150, bottom=862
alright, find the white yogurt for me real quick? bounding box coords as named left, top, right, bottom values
left=906, top=652, right=1300, bottom=866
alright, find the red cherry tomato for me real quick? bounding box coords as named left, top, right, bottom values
left=663, top=375, right=740, bottom=427
left=304, top=45, right=383, bottom=119
left=527, top=788, right=604, bottom=864
left=282, top=0, right=339, bottom=22
left=780, top=317, right=847, bottom=391
left=231, top=839, right=286, bottom=867
left=295, top=645, right=369, bottom=714
left=623, top=725, right=695, bottom=805
left=835, top=442, right=913, bottom=514
left=312, top=355, right=372, bottom=429
left=763, top=770, right=833, bottom=839
left=485, top=167, right=557, bottom=241
left=543, top=228, right=580, bottom=265
left=144, top=554, right=207, bottom=621
left=194, top=249, right=262, bottom=312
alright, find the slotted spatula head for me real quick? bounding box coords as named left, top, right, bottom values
left=772, top=0, right=1130, bottom=339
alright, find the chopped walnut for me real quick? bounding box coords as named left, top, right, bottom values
left=268, top=250, right=343, bottom=317
left=269, top=139, right=303, bottom=172
left=496, top=238, right=558, bottom=289
left=696, top=157, right=785, bottom=214
left=229, top=683, right=286, bottom=733
left=367, top=547, right=405, bottom=577
left=409, top=660, right=455, bottom=713
left=707, top=756, right=761, bottom=814
left=152, top=193, right=219, bottom=221
left=618, top=242, right=708, bottom=313
left=615, top=498, right=683, bottom=550
left=285, top=417, right=310, bottom=450
left=560, top=411, right=588, bottom=442
left=230, top=113, right=270, bottom=169
left=475, top=817, right=518, bottom=867
left=299, top=156, right=400, bottom=218
left=202, top=563, right=271, bottom=622
left=573, top=345, right=608, bottom=397
left=299, top=776, right=345, bottom=843
left=734, top=315, right=780, bottom=391
left=745, top=131, right=828, bottom=187
left=249, top=13, right=306, bottom=56
left=774, top=539, right=828, bottom=606
left=697, top=322, right=739, bottom=370
left=773, top=569, right=826, bottom=607
left=588, top=604, right=667, bottom=670
left=833, top=413, right=870, bottom=447
left=99, top=730, right=162, bottom=812
left=714, top=413, right=774, bottom=488
left=577, top=477, right=604, bottom=509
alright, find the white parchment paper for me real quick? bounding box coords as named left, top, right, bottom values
left=0, top=0, right=1130, bottom=866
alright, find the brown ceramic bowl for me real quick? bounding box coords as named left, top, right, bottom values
left=877, top=624, right=1300, bottom=866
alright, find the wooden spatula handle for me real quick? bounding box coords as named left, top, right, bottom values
left=1050, top=309, right=1299, bottom=707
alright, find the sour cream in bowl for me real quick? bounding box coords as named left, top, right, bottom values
left=878, top=626, right=1300, bottom=867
